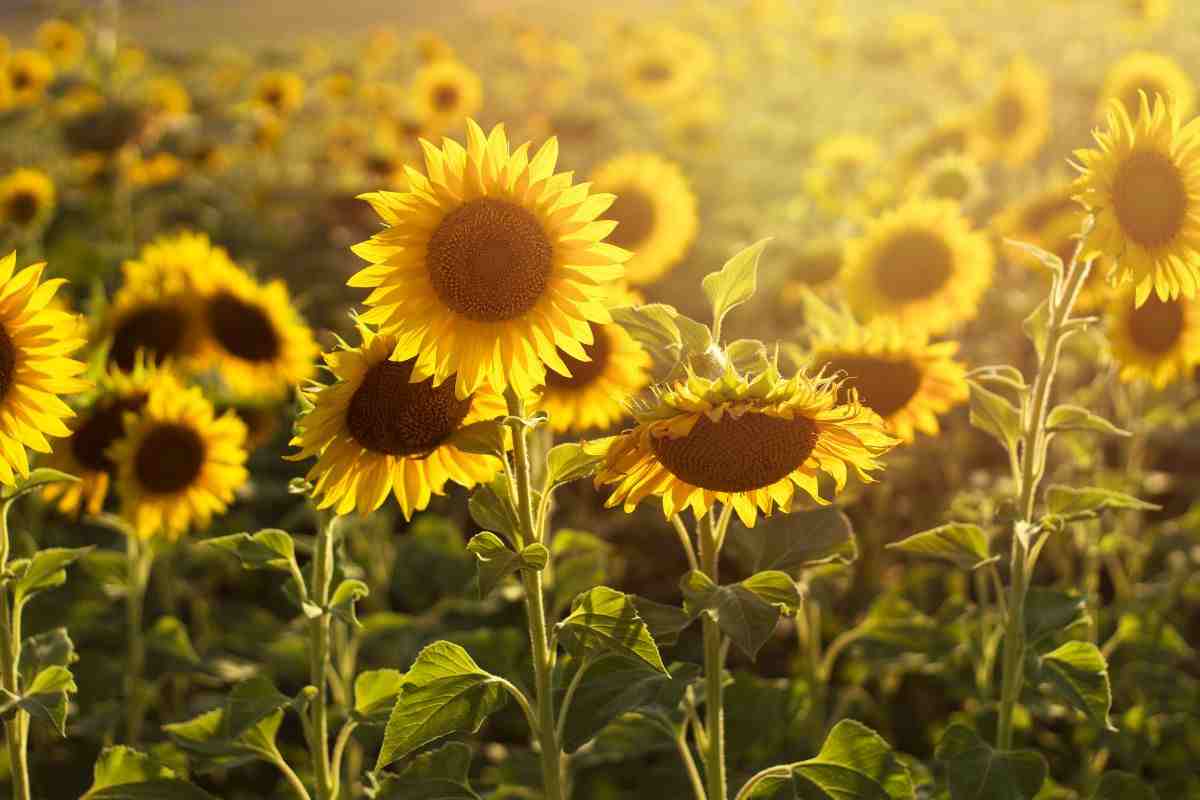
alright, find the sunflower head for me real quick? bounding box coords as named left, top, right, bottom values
left=1107, top=287, right=1200, bottom=388
left=593, top=365, right=897, bottom=528
left=254, top=71, right=305, bottom=116
left=976, top=56, right=1052, bottom=167
left=616, top=25, right=714, bottom=107
left=5, top=50, right=55, bottom=107
left=1099, top=51, right=1195, bottom=122
left=0, top=168, right=56, bottom=230
left=1073, top=93, right=1200, bottom=306
left=36, top=19, right=86, bottom=69
left=907, top=153, right=987, bottom=208
left=410, top=60, right=483, bottom=132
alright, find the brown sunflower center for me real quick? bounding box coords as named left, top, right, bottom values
left=71, top=393, right=149, bottom=473
left=650, top=409, right=820, bottom=492
left=263, top=87, right=284, bottom=109
left=1127, top=296, right=1185, bottom=354
left=1112, top=149, right=1189, bottom=248
left=929, top=169, right=970, bottom=201
left=135, top=423, right=206, bottom=495
left=992, top=91, right=1026, bottom=136
left=605, top=189, right=656, bottom=250
left=546, top=328, right=611, bottom=390
left=426, top=197, right=554, bottom=322
left=0, top=324, right=16, bottom=403
left=7, top=191, right=40, bottom=226
left=638, top=61, right=672, bottom=83
left=432, top=83, right=460, bottom=112
left=824, top=356, right=923, bottom=418
left=10, top=68, right=31, bottom=91
left=110, top=303, right=189, bottom=372
left=873, top=230, right=954, bottom=302
left=346, top=358, right=473, bottom=456
left=206, top=291, right=282, bottom=363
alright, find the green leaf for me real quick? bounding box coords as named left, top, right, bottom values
left=1039, top=641, right=1116, bottom=731
left=550, top=529, right=616, bottom=616
left=556, top=586, right=667, bottom=673
left=83, top=746, right=219, bottom=799
left=1090, top=772, right=1158, bottom=800
left=1004, top=239, right=1063, bottom=276
left=732, top=506, right=856, bottom=576
left=935, top=724, right=1047, bottom=800
left=968, top=365, right=1027, bottom=393
left=702, top=238, right=771, bottom=333
left=206, top=529, right=299, bottom=573
left=373, top=742, right=480, bottom=800
left=2, top=468, right=79, bottom=501
left=19, top=628, right=75, bottom=680
left=466, top=532, right=547, bottom=598
left=353, top=669, right=405, bottom=726
left=887, top=523, right=992, bottom=570
left=558, top=658, right=698, bottom=752
left=681, top=570, right=798, bottom=660
left=11, top=664, right=77, bottom=735
left=726, top=339, right=769, bottom=375
left=222, top=676, right=295, bottom=740
left=1024, top=589, right=1088, bottom=648
left=12, top=546, right=92, bottom=605
left=1045, top=486, right=1158, bottom=518
left=85, top=783, right=219, bottom=800
left=545, top=442, right=605, bottom=489
left=631, top=596, right=697, bottom=647
left=1024, top=300, right=1050, bottom=361
left=967, top=380, right=1022, bottom=453
left=467, top=477, right=520, bottom=541
left=853, top=594, right=953, bottom=658
left=330, top=578, right=370, bottom=627
left=375, top=641, right=508, bottom=769
left=1046, top=405, right=1131, bottom=437
left=164, top=707, right=281, bottom=764
left=146, top=617, right=201, bottom=668
left=445, top=418, right=507, bottom=458
left=611, top=303, right=685, bottom=361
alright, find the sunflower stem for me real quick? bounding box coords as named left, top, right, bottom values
left=697, top=510, right=728, bottom=800
left=995, top=223, right=1093, bottom=751
left=0, top=498, right=31, bottom=800
left=309, top=514, right=337, bottom=799
left=123, top=534, right=154, bottom=745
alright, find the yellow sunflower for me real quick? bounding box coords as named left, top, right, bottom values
left=588, top=152, right=697, bottom=286
left=899, top=110, right=985, bottom=176
left=36, top=19, right=86, bottom=69
left=614, top=26, right=714, bottom=107
left=410, top=60, right=483, bottom=133
left=1073, top=94, right=1200, bottom=305
left=350, top=120, right=628, bottom=399
left=288, top=328, right=504, bottom=518
left=42, top=361, right=182, bottom=517
left=145, top=76, right=192, bottom=119
left=0, top=252, right=91, bottom=486
left=1107, top=287, right=1200, bottom=388
left=803, top=134, right=884, bottom=218
left=907, top=153, right=987, bottom=209
left=109, top=382, right=248, bottom=540
left=0, top=168, right=56, bottom=231
left=842, top=199, right=994, bottom=334
left=805, top=314, right=968, bottom=443
left=253, top=70, right=305, bottom=117
left=5, top=50, right=54, bottom=108
left=975, top=56, right=1052, bottom=167
left=592, top=365, right=897, bottom=527
left=1099, top=52, right=1194, bottom=122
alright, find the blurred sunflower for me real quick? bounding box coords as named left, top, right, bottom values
left=899, top=110, right=983, bottom=175
left=615, top=26, right=713, bottom=107
left=803, top=134, right=883, bottom=218
left=145, top=76, right=192, bottom=119
left=110, top=382, right=249, bottom=540
left=254, top=70, right=305, bottom=116
left=1099, top=51, right=1194, bottom=121
left=42, top=362, right=181, bottom=517
left=1073, top=94, right=1200, bottom=305
left=779, top=238, right=845, bottom=306
left=1123, top=0, right=1171, bottom=26
left=991, top=179, right=1081, bottom=244
left=843, top=199, right=994, bottom=334
left=1107, top=289, right=1200, bottom=388
left=0, top=168, right=56, bottom=231
left=907, top=153, right=987, bottom=209
left=976, top=56, right=1051, bottom=167
left=36, top=18, right=86, bottom=69
left=592, top=365, right=897, bottom=527
left=410, top=60, right=482, bottom=132
left=5, top=50, right=54, bottom=108
left=288, top=328, right=504, bottom=518
left=350, top=120, right=628, bottom=399
left=589, top=152, right=697, bottom=286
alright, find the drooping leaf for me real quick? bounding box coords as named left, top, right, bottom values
left=681, top=570, right=799, bottom=660
left=445, top=418, right=507, bottom=458
left=19, top=628, right=75, bottom=680
left=373, top=742, right=481, bottom=800
left=726, top=338, right=769, bottom=375
left=2, top=468, right=79, bottom=502
left=467, top=477, right=520, bottom=542
left=1039, top=641, right=1116, bottom=731
left=1023, top=300, right=1050, bottom=361
left=887, top=523, right=992, bottom=570
left=1045, top=486, right=1157, bottom=518
left=731, top=506, right=856, bottom=576
left=1005, top=239, right=1063, bottom=276
left=558, top=658, right=699, bottom=752
left=330, top=578, right=370, bottom=627
left=967, top=380, right=1022, bottom=453
left=702, top=238, right=771, bottom=334
left=1045, top=405, right=1131, bottom=437
left=12, top=546, right=92, bottom=605
left=222, top=676, right=296, bottom=741
left=8, top=664, right=77, bottom=735
left=556, top=587, right=666, bottom=673
left=206, top=529, right=298, bottom=573
left=935, top=724, right=1046, bottom=800
left=466, top=532, right=547, bottom=598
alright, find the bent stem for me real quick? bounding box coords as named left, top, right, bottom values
left=995, top=228, right=1093, bottom=750
left=0, top=499, right=30, bottom=800
left=124, top=534, right=155, bottom=744
left=309, top=515, right=337, bottom=799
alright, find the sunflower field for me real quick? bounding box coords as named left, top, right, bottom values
left=0, top=0, right=1198, bottom=797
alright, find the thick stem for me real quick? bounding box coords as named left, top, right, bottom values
left=310, top=517, right=336, bottom=799
left=0, top=501, right=30, bottom=800
left=124, top=535, right=153, bottom=744
left=698, top=512, right=727, bottom=800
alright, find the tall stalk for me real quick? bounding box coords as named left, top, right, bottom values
left=309, top=516, right=337, bottom=799
left=697, top=511, right=728, bottom=800
left=995, top=231, right=1093, bottom=750
left=0, top=502, right=30, bottom=800
left=124, top=535, right=154, bottom=744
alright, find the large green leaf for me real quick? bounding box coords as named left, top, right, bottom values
left=373, top=742, right=481, bottom=799
left=1024, top=588, right=1088, bottom=648
left=222, top=676, right=298, bottom=740
left=375, top=641, right=508, bottom=769
left=545, top=442, right=605, bottom=489
left=732, top=507, right=856, bottom=576
left=1038, top=641, right=1116, bottom=731
left=681, top=570, right=800, bottom=660
left=353, top=669, right=405, bottom=726
left=466, top=531, right=547, bottom=598
left=558, top=658, right=699, bottom=752
left=556, top=586, right=666, bottom=672
left=1046, top=405, right=1130, bottom=437
left=702, top=238, right=771, bottom=334
left=467, top=477, right=521, bottom=541
left=935, top=724, right=1046, bottom=800
left=5, top=664, right=77, bottom=735
left=887, top=523, right=992, bottom=570
left=83, top=746, right=218, bottom=799
left=1045, top=486, right=1157, bottom=518
left=967, top=380, right=1022, bottom=453
left=11, top=546, right=92, bottom=605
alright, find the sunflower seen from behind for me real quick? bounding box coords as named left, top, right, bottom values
left=1107, top=287, right=1200, bottom=389
left=1073, top=94, right=1200, bottom=306
left=593, top=365, right=897, bottom=528
left=350, top=120, right=628, bottom=399
left=288, top=328, right=504, bottom=519
left=842, top=199, right=993, bottom=335
left=589, top=152, right=697, bottom=286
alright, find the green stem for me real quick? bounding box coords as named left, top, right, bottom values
left=310, top=517, right=336, bottom=799
left=270, top=750, right=314, bottom=800
left=0, top=500, right=30, bottom=800
left=124, top=535, right=154, bottom=744
left=698, top=511, right=727, bottom=800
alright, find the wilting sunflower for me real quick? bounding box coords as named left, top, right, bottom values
left=1073, top=94, right=1200, bottom=305
left=806, top=314, right=968, bottom=443
left=1099, top=51, right=1195, bottom=121
left=614, top=26, right=713, bottom=107
left=288, top=328, right=504, bottom=518
left=842, top=199, right=994, bottom=334
left=975, top=56, right=1052, bottom=167
left=410, top=60, right=483, bottom=132
left=907, top=153, right=987, bottom=209
left=0, top=168, right=56, bottom=231
left=42, top=362, right=182, bottom=517
left=253, top=70, right=305, bottom=117
left=350, top=120, right=628, bottom=399
left=109, top=382, right=248, bottom=540
left=190, top=265, right=318, bottom=400
left=0, top=252, right=91, bottom=486
left=1107, top=287, right=1200, bottom=388
left=593, top=365, right=896, bottom=527
left=36, top=19, right=86, bottom=69
left=5, top=50, right=54, bottom=108
left=589, top=152, right=697, bottom=286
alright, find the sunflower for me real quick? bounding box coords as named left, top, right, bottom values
left=409, top=60, right=482, bottom=133
left=190, top=265, right=318, bottom=400
left=842, top=199, right=994, bottom=334
left=5, top=50, right=54, bottom=108
left=806, top=315, right=968, bottom=443
left=1099, top=52, right=1194, bottom=121
left=36, top=19, right=86, bottom=69
left=1107, top=288, right=1200, bottom=388
left=975, top=56, right=1052, bottom=167
left=0, top=168, right=56, bottom=231
left=145, top=76, right=192, bottom=118
left=0, top=252, right=91, bottom=486
left=899, top=110, right=984, bottom=176
left=1123, top=0, right=1171, bottom=26
left=42, top=362, right=182, bottom=517
left=288, top=328, right=504, bottom=518
left=990, top=179, right=1081, bottom=245
left=253, top=70, right=305, bottom=116
left=350, top=120, right=628, bottom=399
left=1073, top=94, right=1200, bottom=305
left=588, top=152, right=697, bottom=286
left=109, top=382, right=248, bottom=540
left=592, top=365, right=896, bottom=527
left=803, top=134, right=885, bottom=218
left=615, top=26, right=714, bottom=107
left=907, top=153, right=987, bottom=209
